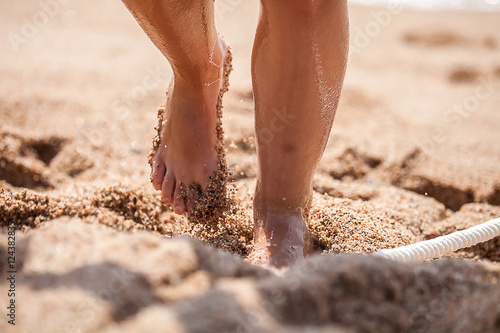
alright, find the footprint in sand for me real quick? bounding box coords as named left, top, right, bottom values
left=325, top=147, right=382, bottom=181
left=0, top=131, right=63, bottom=189
left=403, top=31, right=465, bottom=47
left=403, top=31, right=497, bottom=51
left=448, top=66, right=480, bottom=84
left=390, top=149, right=475, bottom=211
left=0, top=130, right=94, bottom=189
left=487, top=186, right=500, bottom=206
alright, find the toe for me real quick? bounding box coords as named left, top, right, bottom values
left=173, top=181, right=185, bottom=214
left=161, top=170, right=175, bottom=204
left=151, top=159, right=166, bottom=191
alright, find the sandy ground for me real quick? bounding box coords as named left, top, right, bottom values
left=1, top=1, right=500, bottom=332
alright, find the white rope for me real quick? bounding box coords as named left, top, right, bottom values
left=374, top=217, right=500, bottom=263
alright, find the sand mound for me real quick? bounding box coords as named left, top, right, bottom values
left=1, top=218, right=499, bottom=333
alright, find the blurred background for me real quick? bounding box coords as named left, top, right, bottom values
left=1, top=0, right=499, bottom=205
left=351, top=0, right=500, bottom=12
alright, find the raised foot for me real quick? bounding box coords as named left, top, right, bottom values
left=149, top=37, right=232, bottom=218
left=248, top=210, right=314, bottom=268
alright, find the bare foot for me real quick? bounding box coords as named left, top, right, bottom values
left=248, top=209, right=314, bottom=268
left=149, top=37, right=230, bottom=215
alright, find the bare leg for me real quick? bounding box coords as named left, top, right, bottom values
left=121, top=0, right=227, bottom=214
left=250, top=0, right=349, bottom=267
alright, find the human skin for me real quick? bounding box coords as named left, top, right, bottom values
left=250, top=0, right=349, bottom=267
left=121, top=0, right=349, bottom=267
left=121, top=0, right=226, bottom=214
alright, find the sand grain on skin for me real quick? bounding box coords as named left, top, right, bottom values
left=148, top=46, right=235, bottom=228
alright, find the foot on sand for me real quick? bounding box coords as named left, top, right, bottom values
left=149, top=36, right=233, bottom=221
left=248, top=209, right=314, bottom=268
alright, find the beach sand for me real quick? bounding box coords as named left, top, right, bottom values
left=1, top=1, right=499, bottom=332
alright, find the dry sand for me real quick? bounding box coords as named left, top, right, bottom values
left=1, top=1, right=500, bottom=332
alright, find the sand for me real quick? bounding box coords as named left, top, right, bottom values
left=1, top=1, right=500, bottom=332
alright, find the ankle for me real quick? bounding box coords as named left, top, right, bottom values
left=173, top=42, right=224, bottom=92
left=254, top=189, right=312, bottom=222
left=254, top=201, right=310, bottom=232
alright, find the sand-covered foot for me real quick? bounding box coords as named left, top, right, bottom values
left=248, top=210, right=314, bottom=268
left=149, top=36, right=232, bottom=216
